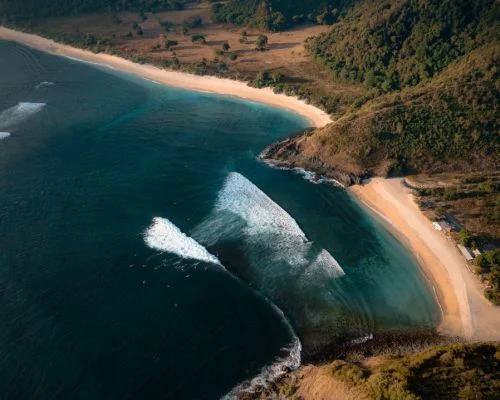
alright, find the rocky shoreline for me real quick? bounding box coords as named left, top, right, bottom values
left=258, top=133, right=370, bottom=187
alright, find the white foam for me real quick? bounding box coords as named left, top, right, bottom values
left=0, top=132, right=11, bottom=140
left=35, top=81, right=54, bottom=89
left=222, top=303, right=302, bottom=399
left=144, top=217, right=221, bottom=265
left=215, top=172, right=307, bottom=239
left=0, top=102, right=46, bottom=130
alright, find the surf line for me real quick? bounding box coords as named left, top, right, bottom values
left=143, top=216, right=303, bottom=397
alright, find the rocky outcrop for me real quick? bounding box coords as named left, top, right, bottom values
left=259, top=134, right=370, bottom=187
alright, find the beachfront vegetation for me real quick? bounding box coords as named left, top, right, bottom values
left=474, top=250, right=500, bottom=305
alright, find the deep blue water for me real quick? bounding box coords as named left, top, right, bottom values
left=0, top=41, right=440, bottom=399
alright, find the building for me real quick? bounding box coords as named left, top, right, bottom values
left=457, top=245, right=474, bottom=261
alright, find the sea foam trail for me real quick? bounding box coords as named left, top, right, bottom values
left=144, top=217, right=221, bottom=266
left=0, top=102, right=46, bottom=130
left=0, top=132, right=11, bottom=140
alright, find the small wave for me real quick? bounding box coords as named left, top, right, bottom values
left=0, top=132, right=11, bottom=140
left=34, top=81, right=55, bottom=89
left=0, top=102, right=46, bottom=130
left=144, top=217, right=221, bottom=266
left=222, top=337, right=301, bottom=399
left=262, top=160, right=346, bottom=188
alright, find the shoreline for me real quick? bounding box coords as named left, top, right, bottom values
left=2, top=26, right=499, bottom=343
left=351, top=178, right=500, bottom=341
left=0, top=26, right=331, bottom=128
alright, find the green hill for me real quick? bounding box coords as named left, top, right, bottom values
left=263, top=0, right=499, bottom=179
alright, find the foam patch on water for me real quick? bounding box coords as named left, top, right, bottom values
left=35, top=81, right=54, bottom=89
left=0, top=102, right=46, bottom=130
left=0, top=132, right=11, bottom=140
left=144, top=217, right=221, bottom=265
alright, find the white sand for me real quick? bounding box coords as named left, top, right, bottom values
left=352, top=178, right=500, bottom=341
left=0, top=26, right=331, bottom=128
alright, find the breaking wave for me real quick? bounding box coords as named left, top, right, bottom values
left=194, top=172, right=344, bottom=279
left=215, top=172, right=307, bottom=238
left=0, top=102, right=46, bottom=130
left=144, top=217, right=221, bottom=266
left=0, top=132, right=11, bottom=140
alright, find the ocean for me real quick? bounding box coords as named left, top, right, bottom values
left=0, top=40, right=440, bottom=399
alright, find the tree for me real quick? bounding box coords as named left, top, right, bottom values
left=255, top=34, right=268, bottom=51
left=222, top=41, right=230, bottom=52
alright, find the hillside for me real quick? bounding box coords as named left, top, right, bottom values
left=263, top=44, right=499, bottom=179
left=257, top=343, right=500, bottom=400
left=262, top=0, right=499, bottom=180
left=0, top=0, right=189, bottom=21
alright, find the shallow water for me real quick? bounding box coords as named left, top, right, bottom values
left=0, top=41, right=439, bottom=399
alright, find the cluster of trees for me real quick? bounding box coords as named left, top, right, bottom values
left=306, top=0, right=499, bottom=90
left=211, top=0, right=352, bottom=31
left=0, top=0, right=189, bottom=20
left=475, top=250, right=500, bottom=305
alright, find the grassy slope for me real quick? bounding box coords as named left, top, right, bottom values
left=264, top=343, right=500, bottom=400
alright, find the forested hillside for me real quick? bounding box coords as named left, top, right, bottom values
left=0, top=0, right=188, bottom=20
left=211, top=0, right=353, bottom=31
left=306, top=0, right=498, bottom=90
left=266, top=44, right=499, bottom=178
left=265, top=0, right=500, bottom=178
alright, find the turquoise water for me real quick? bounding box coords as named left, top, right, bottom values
left=0, top=41, right=439, bottom=399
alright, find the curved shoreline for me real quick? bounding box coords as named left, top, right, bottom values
left=0, top=26, right=331, bottom=128
left=351, top=178, right=500, bottom=341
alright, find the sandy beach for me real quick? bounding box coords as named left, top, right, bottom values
left=0, top=26, right=331, bottom=128
left=352, top=178, right=500, bottom=341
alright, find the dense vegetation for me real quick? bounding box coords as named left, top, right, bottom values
left=0, top=0, right=189, bottom=20
left=306, top=0, right=499, bottom=90
left=211, top=0, right=353, bottom=31
left=475, top=250, right=500, bottom=305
